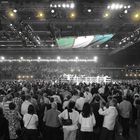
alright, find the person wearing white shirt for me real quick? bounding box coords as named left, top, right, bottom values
left=59, top=101, right=79, bottom=140
left=118, top=96, right=132, bottom=138
left=75, top=92, right=86, bottom=112
left=23, top=104, right=38, bottom=140
left=21, top=95, right=32, bottom=116
left=84, top=89, right=93, bottom=103
left=78, top=102, right=96, bottom=140
left=99, top=99, right=118, bottom=140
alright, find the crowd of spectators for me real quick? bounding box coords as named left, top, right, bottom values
left=0, top=80, right=140, bottom=140
left=0, top=62, right=130, bottom=79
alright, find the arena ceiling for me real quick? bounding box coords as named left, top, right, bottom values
left=0, top=0, right=140, bottom=62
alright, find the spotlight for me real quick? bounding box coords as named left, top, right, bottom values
left=54, top=4, right=57, bottom=8
left=13, top=9, right=17, bottom=13
left=57, top=56, right=61, bottom=60
left=50, top=4, right=53, bottom=7
left=132, top=12, right=140, bottom=21
left=119, top=4, right=123, bottom=9
left=119, top=42, right=122, bottom=45
left=20, top=57, right=23, bottom=60
left=70, top=12, right=76, bottom=19
left=58, top=4, right=61, bottom=8
left=75, top=56, right=79, bottom=60
left=107, top=6, right=111, bottom=9
left=51, top=44, right=54, bottom=47
left=37, top=11, right=45, bottom=19
left=110, top=4, right=115, bottom=10
left=103, top=12, right=110, bottom=18
left=124, top=6, right=127, bottom=9
left=62, top=3, right=66, bottom=8
left=10, top=24, right=13, bottom=26
left=66, top=4, right=70, bottom=8
left=1, top=56, right=5, bottom=60
left=128, top=5, right=131, bottom=8
left=8, top=11, right=16, bottom=19
left=115, top=4, right=119, bottom=10
left=51, top=9, right=55, bottom=13
left=105, top=44, right=109, bottom=47
left=135, top=14, right=139, bottom=18
left=94, top=56, right=98, bottom=62
left=124, top=10, right=128, bottom=14
left=88, top=9, right=92, bottom=13
left=70, top=3, right=75, bottom=9
left=38, top=56, right=41, bottom=60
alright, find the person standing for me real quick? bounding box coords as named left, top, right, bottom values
left=59, top=101, right=79, bottom=140
left=23, top=105, right=38, bottom=140
left=79, top=102, right=96, bottom=140
left=99, top=99, right=118, bottom=140
left=75, top=92, right=86, bottom=112
left=21, top=95, right=32, bottom=116
left=5, top=102, right=22, bottom=140
left=118, top=96, right=132, bottom=139
left=0, top=107, right=9, bottom=140
left=43, top=102, right=61, bottom=140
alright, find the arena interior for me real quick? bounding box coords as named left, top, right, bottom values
left=0, top=0, right=140, bottom=140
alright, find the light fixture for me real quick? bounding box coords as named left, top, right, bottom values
left=110, top=4, right=115, bottom=10
left=108, top=3, right=124, bottom=10
left=70, top=3, right=75, bottom=9
left=88, top=9, right=92, bottom=13
left=58, top=4, right=61, bottom=8
left=124, top=6, right=127, bottom=9
left=70, top=12, right=76, bottom=19
left=105, top=44, right=109, bottom=47
left=1, top=56, right=5, bottom=60
left=103, top=11, right=110, bottom=18
left=62, top=3, right=66, bottom=8
left=8, top=11, right=16, bottom=19
left=38, top=56, right=41, bottom=60
left=128, top=5, right=131, bottom=8
left=51, top=9, right=55, bottom=13
left=57, top=56, right=61, bottom=60
left=93, top=56, right=98, bottom=62
left=13, top=9, right=17, bottom=13
left=37, top=11, right=45, bottom=19
left=20, top=57, right=23, bottom=60
left=51, top=44, right=54, bottom=47
left=75, top=56, right=79, bottom=60
left=124, top=10, right=128, bottom=14
left=66, top=4, right=70, bottom=8
left=54, top=4, right=57, bottom=8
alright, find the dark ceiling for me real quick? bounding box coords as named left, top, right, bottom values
left=0, top=0, right=140, bottom=65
